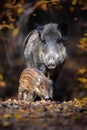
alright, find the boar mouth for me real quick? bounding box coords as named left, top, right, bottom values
left=47, top=64, right=56, bottom=69
left=41, top=95, right=49, bottom=100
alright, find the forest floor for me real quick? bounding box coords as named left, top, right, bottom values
left=0, top=98, right=87, bottom=130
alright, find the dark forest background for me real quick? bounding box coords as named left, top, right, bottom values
left=0, top=0, right=87, bottom=101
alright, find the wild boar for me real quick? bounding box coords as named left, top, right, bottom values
left=18, top=68, right=50, bottom=101
left=23, top=23, right=68, bottom=98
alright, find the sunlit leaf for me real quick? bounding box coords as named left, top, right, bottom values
left=82, top=84, right=87, bottom=89
left=69, top=7, right=75, bottom=12
left=0, top=81, right=6, bottom=87
left=2, top=121, right=10, bottom=127
left=0, top=24, right=13, bottom=30
left=33, top=0, right=61, bottom=10
left=82, top=97, right=87, bottom=102
left=77, top=37, right=87, bottom=51
left=33, top=13, right=37, bottom=16
left=3, top=114, right=11, bottom=119
left=83, top=33, right=87, bottom=37
left=14, top=112, right=23, bottom=120
left=17, top=7, right=23, bottom=14
left=72, top=0, right=77, bottom=5
left=74, top=98, right=83, bottom=107
left=78, top=68, right=87, bottom=74
left=0, top=74, right=3, bottom=80
left=81, top=5, right=87, bottom=10
left=13, top=28, right=19, bottom=36
left=33, top=1, right=43, bottom=9
left=77, top=77, right=87, bottom=83
left=33, top=0, right=48, bottom=11
left=50, top=0, right=59, bottom=3
left=8, top=15, right=16, bottom=22
left=41, top=3, right=48, bottom=11
left=79, top=37, right=87, bottom=44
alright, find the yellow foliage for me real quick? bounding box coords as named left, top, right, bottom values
left=74, top=98, right=83, bottom=107
left=79, top=37, right=87, bottom=44
left=69, top=7, right=75, bottom=12
left=8, top=15, right=16, bottom=22
left=77, top=77, right=87, bottom=83
left=51, top=0, right=59, bottom=2
left=14, top=112, right=23, bottom=120
left=72, top=0, right=77, bottom=5
left=82, top=84, right=87, bottom=89
left=50, top=0, right=59, bottom=3
left=41, top=2, right=48, bottom=11
left=2, top=121, right=10, bottom=127
left=77, top=37, right=87, bottom=51
left=0, top=81, right=6, bottom=87
left=13, top=28, right=19, bottom=36
left=33, top=1, right=44, bottom=9
left=83, top=33, right=87, bottom=37
left=0, top=24, right=13, bottom=30
left=0, top=74, right=3, bottom=80
left=33, top=0, right=48, bottom=11
left=33, top=0, right=61, bottom=11
left=82, top=97, right=87, bottom=102
left=3, top=114, right=11, bottom=119
left=78, top=68, right=87, bottom=74
left=17, top=7, right=23, bottom=14
left=78, top=0, right=87, bottom=10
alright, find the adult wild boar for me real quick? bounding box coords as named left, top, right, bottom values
left=23, top=23, right=68, bottom=98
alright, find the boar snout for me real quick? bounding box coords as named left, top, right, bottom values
left=45, top=52, right=59, bottom=69
left=44, top=94, right=49, bottom=99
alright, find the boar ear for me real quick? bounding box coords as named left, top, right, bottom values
left=34, top=77, right=41, bottom=86
left=34, top=24, right=44, bottom=36
left=57, top=23, right=68, bottom=39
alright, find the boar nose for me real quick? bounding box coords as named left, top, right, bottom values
left=45, top=95, right=49, bottom=99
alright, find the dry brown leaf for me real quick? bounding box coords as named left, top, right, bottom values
left=0, top=81, right=6, bottom=87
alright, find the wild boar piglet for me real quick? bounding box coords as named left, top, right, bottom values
left=18, top=68, right=50, bottom=101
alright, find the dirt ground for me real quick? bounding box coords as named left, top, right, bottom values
left=0, top=98, right=87, bottom=130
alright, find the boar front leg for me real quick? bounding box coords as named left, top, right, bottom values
left=49, top=80, right=54, bottom=99
left=27, top=91, right=35, bottom=102
left=18, top=85, right=29, bottom=101
left=18, top=86, right=24, bottom=100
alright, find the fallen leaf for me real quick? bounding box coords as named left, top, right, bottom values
left=3, top=121, right=10, bottom=127
left=13, top=28, right=19, bottom=36
left=78, top=68, right=87, bottom=74
left=17, top=7, right=23, bottom=14
left=3, top=114, right=11, bottom=119
left=72, top=0, right=77, bottom=5
left=77, top=77, right=87, bottom=83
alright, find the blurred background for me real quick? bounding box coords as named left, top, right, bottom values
left=0, top=0, right=87, bottom=101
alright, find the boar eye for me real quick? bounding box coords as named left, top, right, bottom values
left=56, top=39, right=63, bottom=44
left=42, top=40, right=46, bottom=45
left=40, top=86, right=44, bottom=90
